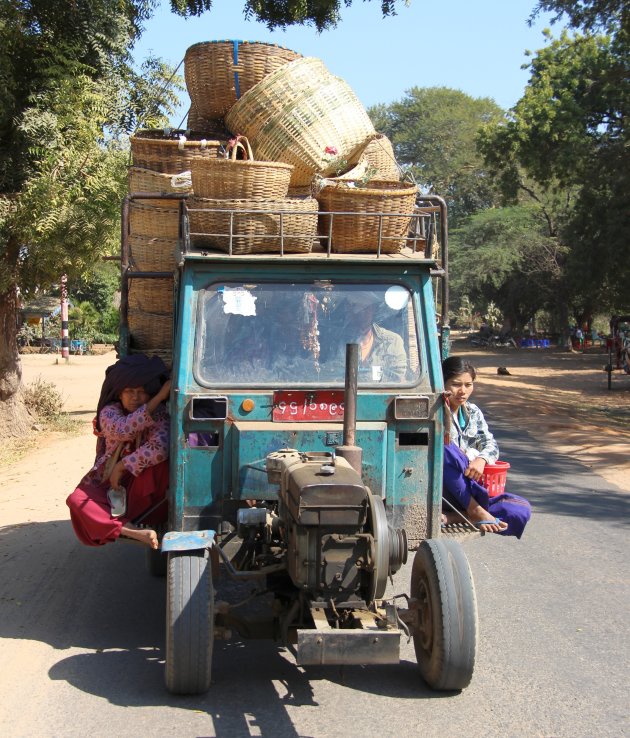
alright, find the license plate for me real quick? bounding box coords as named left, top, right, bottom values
left=273, top=391, right=345, bottom=422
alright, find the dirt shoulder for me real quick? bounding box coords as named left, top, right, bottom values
left=453, top=335, right=630, bottom=492
left=3, top=343, right=629, bottom=497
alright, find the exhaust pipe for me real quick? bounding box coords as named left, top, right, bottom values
left=335, top=343, right=363, bottom=475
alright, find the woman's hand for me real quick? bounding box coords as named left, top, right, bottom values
left=464, top=456, right=486, bottom=483
left=109, top=459, right=127, bottom=490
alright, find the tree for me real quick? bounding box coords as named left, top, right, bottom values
left=369, top=88, right=504, bottom=227
left=450, top=206, right=566, bottom=331
left=530, top=0, right=627, bottom=33
left=478, top=28, right=629, bottom=323
left=73, top=262, right=120, bottom=315
left=0, top=1, right=180, bottom=436
left=170, top=0, right=405, bottom=30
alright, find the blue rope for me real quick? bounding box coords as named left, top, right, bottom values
left=233, top=40, right=241, bottom=99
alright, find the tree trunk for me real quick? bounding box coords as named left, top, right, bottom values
left=0, top=280, right=32, bottom=438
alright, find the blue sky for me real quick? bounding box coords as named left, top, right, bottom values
left=132, top=0, right=564, bottom=127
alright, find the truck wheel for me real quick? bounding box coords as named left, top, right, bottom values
left=410, top=539, right=477, bottom=691
left=146, top=547, right=167, bottom=577
left=165, top=549, right=214, bottom=694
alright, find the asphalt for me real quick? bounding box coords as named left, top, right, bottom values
left=0, top=420, right=628, bottom=737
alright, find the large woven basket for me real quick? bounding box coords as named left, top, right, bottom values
left=130, top=129, right=222, bottom=173
left=362, top=134, right=401, bottom=181
left=185, top=40, right=301, bottom=120
left=129, top=202, right=180, bottom=238
left=188, top=196, right=318, bottom=254
left=225, top=57, right=376, bottom=187
left=190, top=137, right=293, bottom=200
left=128, top=234, right=178, bottom=272
left=128, top=309, right=173, bottom=359
left=317, top=180, right=418, bottom=254
left=128, top=346, right=173, bottom=366
left=128, top=167, right=192, bottom=208
left=127, top=277, right=174, bottom=314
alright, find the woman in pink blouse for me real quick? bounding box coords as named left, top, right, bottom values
left=67, top=354, right=171, bottom=549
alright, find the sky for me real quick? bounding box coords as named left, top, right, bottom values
left=132, top=0, right=565, bottom=128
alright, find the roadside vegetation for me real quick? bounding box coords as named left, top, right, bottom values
left=0, top=0, right=626, bottom=436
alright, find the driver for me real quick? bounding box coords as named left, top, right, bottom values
left=334, top=292, right=407, bottom=382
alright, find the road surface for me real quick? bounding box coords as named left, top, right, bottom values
left=0, top=410, right=628, bottom=737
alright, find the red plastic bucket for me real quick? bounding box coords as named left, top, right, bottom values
left=481, top=461, right=510, bottom=497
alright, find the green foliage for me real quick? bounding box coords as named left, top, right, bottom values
left=17, top=322, right=39, bottom=347
left=530, top=0, right=626, bottom=33
left=456, top=295, right=478, bottom=331
left=98, top=307, right=121, bottom=336
left=72, top=262, right=120, bottom=314
left=168, top=0, right=405, bottom=30
left=69, top=300, right=100, bottom=341
left=478, top=27, right=630, bottom=318
left=0, top=0, right=182, bottom=324
left=450, top=206, right=565, bottom=329
left=483, top=301, right=503, bottom=331
left=369, top=88, right=504, bottom=226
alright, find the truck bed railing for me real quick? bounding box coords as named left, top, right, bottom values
left=118, top=192, right=449, bottom=358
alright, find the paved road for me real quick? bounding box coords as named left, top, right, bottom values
left=1, top=420, right=628, bottom=738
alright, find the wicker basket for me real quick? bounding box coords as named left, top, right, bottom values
left=129, top=202, right=180, bottom=238
left=362, top=134, right=401, bottom=181
left=128, top=234, right=178, bottom=272
left=317, top=180, right=418, bottom=254
left=225, top=57, right=376, bottom=187
left=128, top=167, right=192, bottom=209
left=190, top=136, right=293, bottom=200
left=127, top=277, right=174, bottom=314
left=128, top=346, right=173, bottom=366
left=128, top=309, right=173, bottom=356
left=188, top=196, right=318, bottom=254
left=185, top=40, right=302, bottom=120
left=130, top=129, right=222, bottom=173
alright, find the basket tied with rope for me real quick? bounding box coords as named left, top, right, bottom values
left=128, top=167, right=192, bottom=208
left=130, top=129, right=223, bottom=174
left=185, top=40, right=302, bottom=120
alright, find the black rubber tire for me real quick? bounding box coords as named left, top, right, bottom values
left=410, top=538, right=478, bottom=691
left=146, top=547, right=167, bottom=577
left=165, top=549, right=214, bottom=695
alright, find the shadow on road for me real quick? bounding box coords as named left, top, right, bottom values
left=0, top=519, right=440, bottom=738
left=493, top=421, right=630, bottom=526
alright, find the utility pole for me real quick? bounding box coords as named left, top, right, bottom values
left=60, top=274, right=69, bottom=363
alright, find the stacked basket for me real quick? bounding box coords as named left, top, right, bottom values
left=124, top=41, right=416, bottom=359
left=188, top=136, right=318, bottom=254
left=125, top=129, right=223, bottom=362
left=182, top=42, right=414, bottom=254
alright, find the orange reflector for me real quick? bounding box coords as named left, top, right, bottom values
left=241, top=398, right=255, bottom=413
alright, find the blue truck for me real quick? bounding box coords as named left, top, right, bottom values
left=120, top=192, right=478, bottom=695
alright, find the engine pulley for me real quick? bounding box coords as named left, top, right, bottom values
left=365, top=491, right=408, bottom=603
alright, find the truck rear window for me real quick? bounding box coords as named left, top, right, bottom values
left=194, top=281, right=421, bottom=387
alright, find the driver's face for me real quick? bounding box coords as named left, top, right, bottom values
left=345, top=304, right=374, bottom=339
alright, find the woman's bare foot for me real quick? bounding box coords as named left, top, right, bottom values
left=466, top=502, right=508, bottom=533
left=120, top=523, right=159, bottom=549
left=444, top=504, right=508, bottom=533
